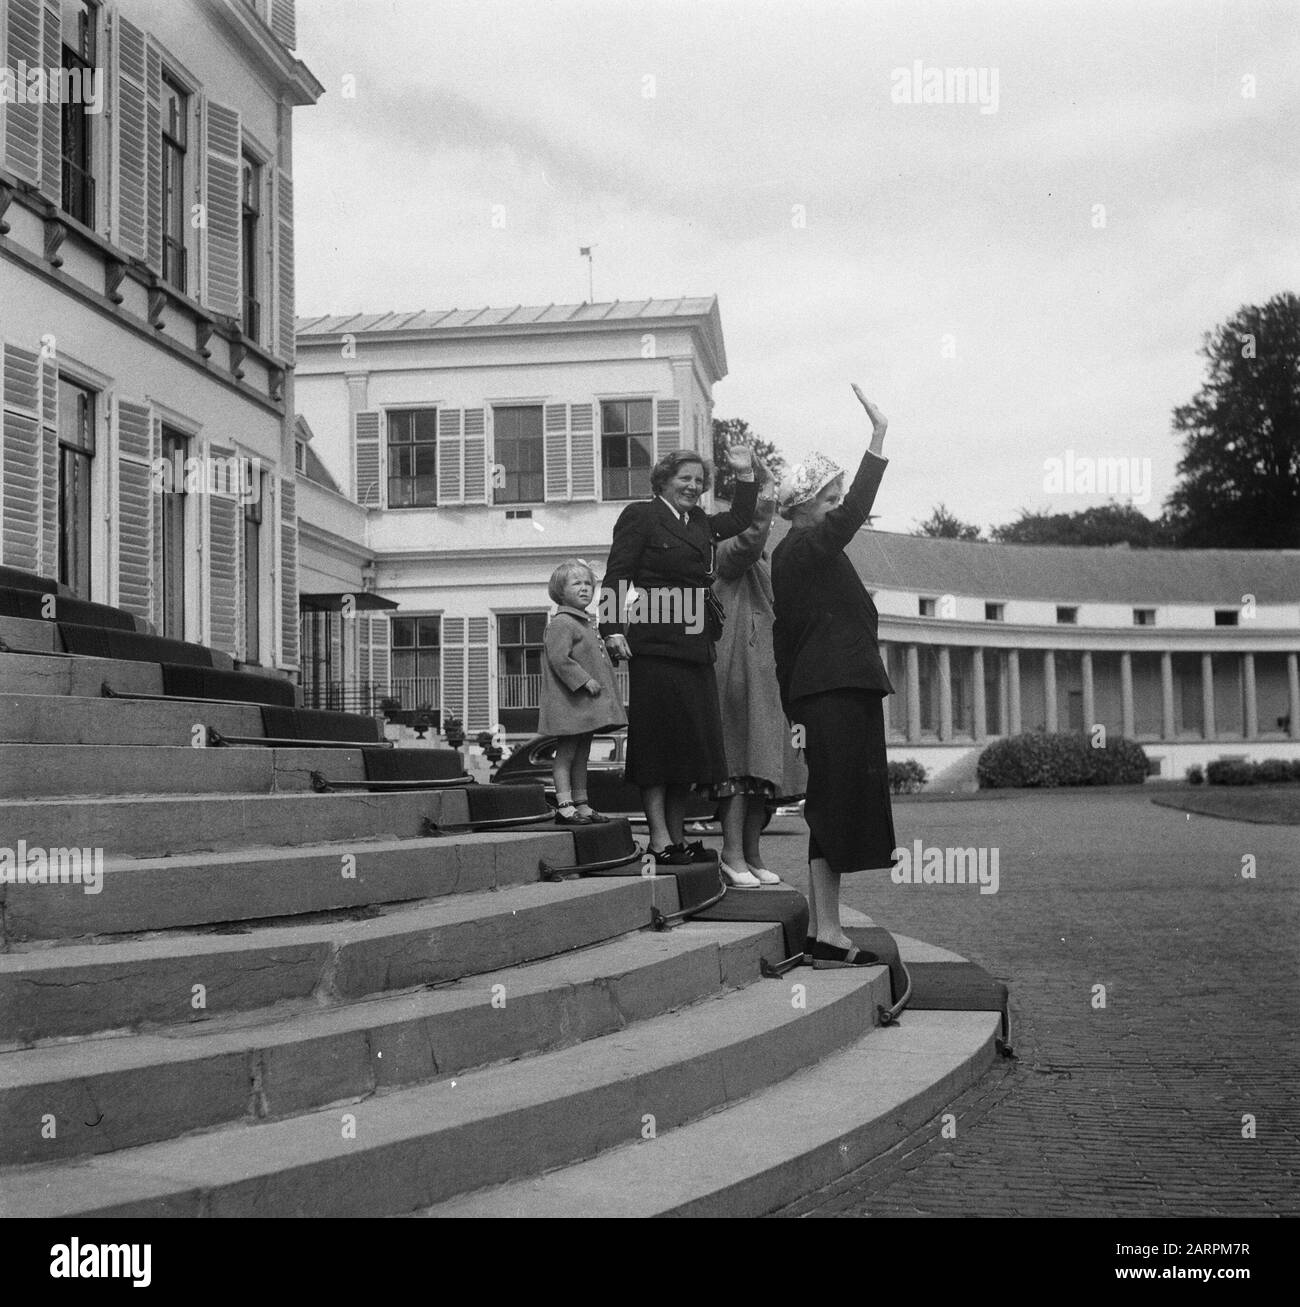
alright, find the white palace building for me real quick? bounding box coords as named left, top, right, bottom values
left=292, top=299, right=1300, bottom=787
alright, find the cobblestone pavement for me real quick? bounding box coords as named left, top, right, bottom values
left=745, top=791, right=1298, bottom=1217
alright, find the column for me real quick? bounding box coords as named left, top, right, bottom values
left=937, top=647, right=953, bottom=741
left=1120, top=651, right=1135, bottom=738
left=1287, top=653, right=1299, bottom=740
left=1081, top=650, right=1095, bottom=733
left=1161, top=651, right=1175, bottom=739
left=906, top=644, right=922, bottom=742
left=972, top=647, right=987, bottom=742
left=1043, top=650, right=1057, bottom=733
left=1201, top=652, right=1216, bottom=740
left=1007, top=648, right=1021, bottom=734
left=1242, top=653, right=1258, bottom=739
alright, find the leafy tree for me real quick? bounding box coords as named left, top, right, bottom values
left=711, top=417, right=787, bottom=501
left=915, top=503, right=983, bottom=540
left=990, top=502, right=1178, bottom=547
left=1164, top=292, right=1300, bottom=548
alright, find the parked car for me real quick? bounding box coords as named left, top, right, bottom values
left=493, top=730, right=781, bottom=828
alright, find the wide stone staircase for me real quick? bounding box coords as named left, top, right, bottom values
left=0, top=571, right=1000, bottom=1217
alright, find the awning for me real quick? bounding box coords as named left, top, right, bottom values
left=299, top=592, right=400, bottom=612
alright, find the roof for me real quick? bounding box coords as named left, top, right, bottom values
left=779, top=527, right=1300, bottom=606
left=296, top=298, right=728, bottom=379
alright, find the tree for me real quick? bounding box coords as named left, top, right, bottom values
left=1164, top=292, right=1300, bottom=548
left=711, top=417, right=787, bottom=501
left=915, top=503, right=983, bottom=540
left=991, top=502, right=1178, bottom=547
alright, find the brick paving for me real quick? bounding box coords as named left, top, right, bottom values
left=750, top=790, right=1299, bottom=1217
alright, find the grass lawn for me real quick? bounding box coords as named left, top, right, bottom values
left=1150, top=785, right=1300, bottom=825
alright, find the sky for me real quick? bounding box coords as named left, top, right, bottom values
left=292, top=0, right=1298, bottom=535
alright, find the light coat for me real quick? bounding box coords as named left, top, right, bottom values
left=538, top=605, right=628, bottom=737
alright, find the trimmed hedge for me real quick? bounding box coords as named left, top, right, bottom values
left=976, top=731, right=1149, bottom=788
left=888, top=759, right=929, bottom=794
left=1205, top=758, right=1300, bottom=786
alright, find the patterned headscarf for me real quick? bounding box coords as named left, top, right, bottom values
left=777, top=452, right=844, bottom=519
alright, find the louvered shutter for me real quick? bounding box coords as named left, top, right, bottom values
left=353, top=410, right=382, bottom=506
left=436, top=409, right=463, bottom=504
left=111, top=13, right=149, bottom=260
left=466, top=616, right=491, bottom=732
left=441, top=616, right=465, bottom=725
left=544, top=403, right=569, bottom=501
left=202, top=99, right=242, bottom=317
left=144, top=42, right=162, bottom=273
left=570, top=403, right=596, bottom=499
left=463, top=408, right=487, bottom=502
left=207, top=446, right=240, bottom=654
left=39, top=354, right=57, bottom=576
left=278, top=475, right=298, bottom=666
left=360, top=614, right=391, bottom=696
left=270, top=0, right=296, bottom=49
left=149, top=415, right=163, bottom=629
left=1, top=345, right=42, bottom=571
left=3, top=0, right=42, bottom=185
left=276, top=169, right=294, bottom=360
left=655, top=399, right=681, bottom=463
left=38, top=0, right=61, bottom=203
left=112, top=398, right=154, bottom=620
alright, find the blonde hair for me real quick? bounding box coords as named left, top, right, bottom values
left=548, top=559, right=597, bottom=605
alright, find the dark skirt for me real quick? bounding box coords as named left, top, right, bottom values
left=625, top=656, right=728, bottom=788
left=792, top=688, right=897, bottom=874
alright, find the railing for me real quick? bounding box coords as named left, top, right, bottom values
left=388, top=676, right=440, bottom=710
left=301, top=680, right=388, bottom=714
left=498, top=673, right=541, bottom=708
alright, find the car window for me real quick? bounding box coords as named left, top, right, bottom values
left=589, top=737, right=618, bottom=763
left=533, top=742, right=557, bottom=764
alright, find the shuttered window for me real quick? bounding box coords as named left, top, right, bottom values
left=206, top=445, right=241, bottom=654
left=56, top=376, right=93, bottom=598
left=440, top=616, right=492, bottom=732
left=492, top=406, right=543, bottom=504
left=360, top=614, right=391, bottom=697
left=388, top=409, right=437, bottom=507
left=112, top=397, right=154, bottom=621
left=1, top=345, right=42, bottom=573
left=654, top=398, right=681, bottom=464
left=59, top=0, right=98, bottom=224
left=276, top=168, right=294, bottom=360
left=3, top=0, right=43, bottom=185
left=600, top=398, right=653, bottom=501
left=278, top=476, right=298, bottom=666
left=159, top=73, right=188, bottom=291
left=110, top=12, right=149, bottom=259
left=354, top=409, right=383, bottom=506
left=269, top=0, right=296, bottom=49
left=201, top=99, right=242, bottom=318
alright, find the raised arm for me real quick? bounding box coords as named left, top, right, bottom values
left=716, top=494, right=776, bottom=580
left=799, top=387, right=891, bottom=557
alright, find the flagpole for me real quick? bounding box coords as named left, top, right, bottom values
left=580, top=246, right=595, bottom=301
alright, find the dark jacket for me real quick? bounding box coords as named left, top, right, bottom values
left=599, top=478, right=759, bottom=664
left=771, top=450, right=894, bottom=710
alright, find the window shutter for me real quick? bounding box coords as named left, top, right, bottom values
left=276, top=169, right=294, bottom=360
left=441, top=616, right=466, bottom=725
left=202, top=99, right=242, bottom=318
left=149, top=415, right=163, bottom=629
left=1, top=344, right=41, bottom=572
left=3, top=0, right=42, bottom=185
left=110, top=13, right=148, bottom=260
left=206, top=445, right=240, bottom=655
left=569, top=402, right=596, bottom=500
left=270, top=0, right=297, bottom=49
left=278, top=475, right=298, bottom=666
left=655, top=399, right=681, bottom=463
left=112, top=397, right=154, bottom=621
left=38, top=0, right=61, bottom=203
left=544, top=403, right=569, bottom=501
left=39, top=354, right=57, bottom=577
left=437, top=409, right=463, bottom=504
left=467, top=616, right=491, bottom=732
left=463, top=408, right=487, bottom=502
left=353, top=410, right=382, bottom=506
left=361, top=614, right=390, bottom=695
left=144, top=42, right=162, bottom=273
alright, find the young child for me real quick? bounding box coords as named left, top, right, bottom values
left=538, top=559, right=627, bottom=825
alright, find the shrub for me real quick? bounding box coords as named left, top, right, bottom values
left=1205, top=759, right=1255, bottom=786
left=976, top=731, right=1149, bottom=788
left=1255, top=758, right=1293, bottom=784
left=1185, top=765, right=1204, bottom=785
left=888, top=759, right=929, bottom=794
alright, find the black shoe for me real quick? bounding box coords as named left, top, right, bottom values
left=684, top=839, right=712, bottom=863
left=810, top=940, right=882, bottom=970
left=650, top=842, right=694, bottom=866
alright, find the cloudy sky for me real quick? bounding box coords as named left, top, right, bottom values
left=293, top=0, right=1297, bottom=535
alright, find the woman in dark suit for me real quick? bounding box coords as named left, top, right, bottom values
left=600, top=439, right=757, bottom=868
left=771, top=385, right=896, bottom=966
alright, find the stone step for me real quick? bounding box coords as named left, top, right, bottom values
left=0, top=647, right=162, bottom=697
left=0, top=742, right=380, bottom=798
left=0, top=789, right=476, bottom=858
left=0, top=921, right=781, bottom=1165
left=0, top=876, right=675, bottom=1043
left=2, top=829, right=584, bottom=942
left=0, top=963, right=886, bottom=1217
left=0, top=616, right=236, bottom=671
left=428, top=1009, right=1000, bottom=1217
left=0, top=693, right=264, bottom=745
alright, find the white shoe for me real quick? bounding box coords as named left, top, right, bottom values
left=748, top=866, right=782, bottom=885
left=720, top=860, right=762, bottom=888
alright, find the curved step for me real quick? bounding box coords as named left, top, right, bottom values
left=0, top=920, right=783, bottom=1164
left=0, top=648, right=163, bottom=697
left=0, top=693, right=265, bottom=746
left=2, top=830, right=583, bottom=942
left=0, top=876, right=675, bottom=1043
left=0, top=963, right=888, bottom=1217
